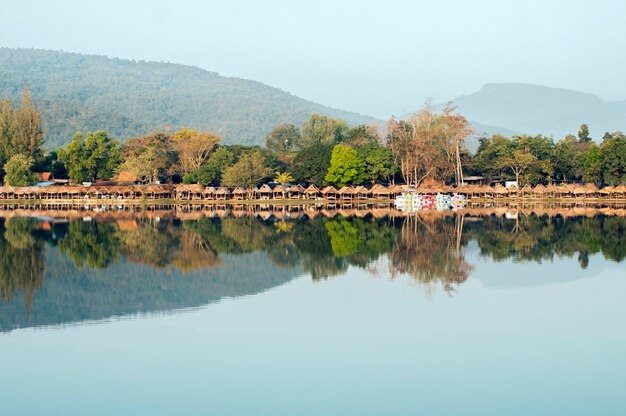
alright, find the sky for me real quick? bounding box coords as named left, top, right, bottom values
left=1, top=0, right=626, bottom=119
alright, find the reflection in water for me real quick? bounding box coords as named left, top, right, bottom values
left=0, top=210, right=625, bottom=330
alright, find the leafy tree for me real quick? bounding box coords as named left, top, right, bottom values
left=57, top=131, right=122, bottom=183
left=265, top=123, right=301, bottom=154
left=301, top=113, right=349, bottom=147
left=583, top=143, right=602, bottom=184
left=552, top=135, right=578, bottom=182
left=356, top=141, right=393, bottom=184
left=599, top=133, right=626, bottom=185
left=345, top=124, right=381, bottom=146
left=3, top=154, right=38, bottom=186
left=0, top=88, right=45, bottom=180
left=119, top=132, right=177, bottom=183
left=291, top=143, right=333, bottom=185
left=221, top=150, right=272, bottom=188
left=499, top=148, right=538, bottom=185
left=578, top=123, right=591, bottom=143
left=171, top=128, right=221, bottom=175
left=324, top=144, right=365, bottom=187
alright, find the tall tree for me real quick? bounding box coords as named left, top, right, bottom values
left=171, top=128, right=221, bottom=175
left=324, top=144, right=365, bottom=187
left=583, top=143, right=602, bottom=184
left=291, top=143, right=333, bottom=185
left=301, top=113, right=348, bottom=147
left=599, top=133, right=626, bottom=185
left=356, top=141, right=393, bottom=185
left=58, top=131, right=122, bottom=183
left=119, top=132, right=177, bottom=183
left=578, top=123, right=592, bottom=143
left=3, top=154, right=38, bottom=186
left=265, top=123, right=302, bottom=154
left=221, top=151, right=272, bottom=189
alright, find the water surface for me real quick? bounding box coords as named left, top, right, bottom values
left=0, top=211, right=624, bottom=415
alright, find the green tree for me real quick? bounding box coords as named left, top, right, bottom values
left=301, top=113, right=349, bottom=147
left=3, top=154, right=38, bottom=186
left=292, top=143, right=333, bottom=185
left=578, top=123, right=592, bottom=143
left=553, top=135, right=578, bottom=182
left=499, top=148, right=538, bottom=185
left=58, top=131, right=122, bottom=183
left=265, top=123, right=302, bottom=154
left=583, top=143, right=602, bottom=184
left=324, top=144, right=365, bottom=187
left=356, top=141, right=393, bottom=184
left=599, top=134, right=626, bottom=185
left=119, top=132, right=177, bottom=183
left=221, top=150, right=272, bottom=188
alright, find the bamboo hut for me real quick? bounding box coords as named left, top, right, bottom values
left=338, top=186, right=356, bottom=201
left=354, top=185, right=371, bottom=200
left=256, top=184, right=273, bottom=200
left=287, top=185, right=303, bottom=199
left=532, top=184, right=546, bottom=199
left=215, top=187, right=231, bottom=200
left=321, top=186, right=339, bottom=201
left=371, top=185, right=392, bottom=199
left=273, top=185, right=286, bottom=199
left=304, top=184, right=320, bottom=200
left=493, top=184, right=508, bottom=198
left=231, top=187, right=247, bottom=200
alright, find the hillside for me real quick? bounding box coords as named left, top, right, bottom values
left=0, top=48, right=377, bottom=149
left=446, top=83, right=626, bottom=140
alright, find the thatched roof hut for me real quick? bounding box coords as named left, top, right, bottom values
left=321, top=186, right=339, bottom=199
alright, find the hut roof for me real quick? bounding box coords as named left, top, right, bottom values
left=533, top=184, right=546, bottom=193
left=353, top=185, right=370, bottom=194
left=203, top=187, right=217, bottom=194
left=494, top=184, right=508, bottom=194
left=257, top=184, right=273, bottom=193
left=37, top=172, right=54, bottom=181
left=371, top=185, right=392, bottom=195
left=176, top=184, right=204, bottom=193
left=572, top=186, right=586, bottom=194
left=584, top=183, right=599, bottom=192
left=338, top=186, right=356, bottom=194
left=215, top=187, right=231, bottom=195
left=321, top=186, right=338, bottom=194
left=599, top=185, right=614, bottom=194
left=521, top=184, right=533, bottom=192
left=304, top=184, right=320, bottom=193
left=232, top=187, right=247, bottom=194
left=273, top=185, right=286, bottom=193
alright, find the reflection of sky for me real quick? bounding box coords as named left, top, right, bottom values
left=1, top=256, right=625, bottom=415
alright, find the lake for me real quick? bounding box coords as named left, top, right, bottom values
left=0, top=208, right=625, bottom=415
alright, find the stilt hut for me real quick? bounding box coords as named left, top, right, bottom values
left=304, top=184, right=321, bottom=200
left=532, top=184, right=546, bottom=199
left=256, top=184, right=273, bottom=200
left=273, top=185, right=286, bottom=199
left=371, top=185, right=392, bottom=200
left=287, top=185, right=304, bottom=199
left=215, top=187, right=231, bottom=201
left=338, top=186, right=356, bottom=201
left=354, top=185, right=371, bottom=200
left=321, top=186, right=339, bottom=201
left=203, top=187, right=217, bottom=200
left=231, top=187, right=247, bottom=200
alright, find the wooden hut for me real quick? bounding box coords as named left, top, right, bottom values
left=321, top=186, right=339, bottom=201
left=231, top=187, right=247, bottom=200
left=354, top=185, right=371, bottom=200
left=304, top=184, right=321, bottom=200
left=493, top=184, right=508, bottom=198
left=287, top=185, right=303, bottom=199
left=338, top=186, right=356, bottom=201
left=215, top=187, right=231, bottom=200
left=371, top=185, right=392, bottom=199
left=273, top=185, right=287, bottom=199
left=256, top=184, right=273, bottom=200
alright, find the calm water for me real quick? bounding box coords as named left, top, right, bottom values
left=0, top=211, right=625, bottom=415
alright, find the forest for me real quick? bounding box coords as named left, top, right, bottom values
left=0, top=47, right=375, bottom=149
left=2, top=87, right=626, bottom=189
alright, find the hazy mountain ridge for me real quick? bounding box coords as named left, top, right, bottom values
left=447, top=83, right=626, bottom=140
left=0, top=47, right=377, bottom=148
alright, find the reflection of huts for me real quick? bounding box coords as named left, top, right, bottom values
left=321, top=186, right=339, bottom=200
left=304, top=184, right=320, bottom=200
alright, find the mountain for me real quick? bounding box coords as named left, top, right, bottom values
left=0, top=48, right=377, bottom=149
left=446, top=83, right=626, bottom=140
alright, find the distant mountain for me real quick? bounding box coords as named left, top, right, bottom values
left=445, top=83, right=626, bottom=141
left=0, top=48, right=377, bottom=149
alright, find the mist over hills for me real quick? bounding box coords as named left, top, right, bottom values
left=1, top=48, right=624, bottom=151
left=0, top=48, right=376, bottom=149
left=447, top=83, right=626, bottom=140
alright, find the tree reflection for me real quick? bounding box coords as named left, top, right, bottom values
left=0, top=218, right=45, bottom=314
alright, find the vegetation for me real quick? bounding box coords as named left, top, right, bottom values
left=0, top=48, right=376, bottom=149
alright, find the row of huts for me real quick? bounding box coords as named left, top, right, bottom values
left=0, top=182, right=626, bottom=201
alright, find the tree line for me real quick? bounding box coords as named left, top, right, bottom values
left=2, top=90, right=626, bottom=188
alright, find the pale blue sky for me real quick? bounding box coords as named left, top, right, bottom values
left=1, top=0, right=625, bottom=118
